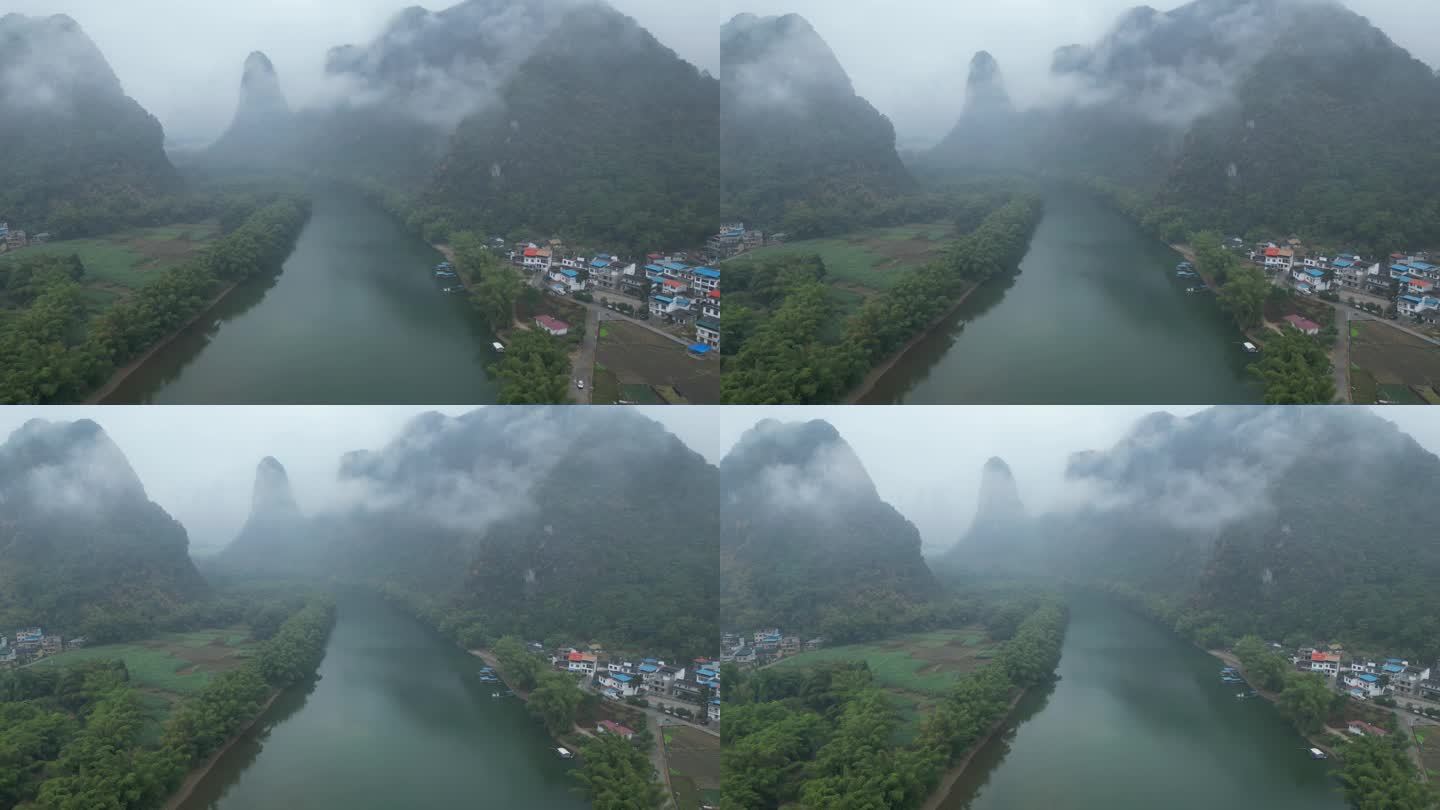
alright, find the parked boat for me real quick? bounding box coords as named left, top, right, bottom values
left=1241, top=342, right=1258, bottom=353
left=1309, top=747, right=1328, bottom=760
left=557, top=747, right=574, bottom=759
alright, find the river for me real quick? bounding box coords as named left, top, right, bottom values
left=861, top=190, right=1263, bottom=404
left=935, top=596, right=1346, bottom=810
left=177, top=594, right=588, bottom=810
left=104, top=192, right=500, bottom=404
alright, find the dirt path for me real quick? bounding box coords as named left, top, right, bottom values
left=162, top=688, right=283, bottom=810
left=920, top=689, right=1028, bottom=810
left=84, top=280, right=241, bottom=404
left=845, top=282, right=983, bottom=404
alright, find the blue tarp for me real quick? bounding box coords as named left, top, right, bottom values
left=688, top=344, right=711, bottom=355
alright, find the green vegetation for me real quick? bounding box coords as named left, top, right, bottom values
left=740, top=222, right=957, bottom=294
left=721, top=195, right=1042, bottom=403
left=0, top=597, right=333, bottom=810
left=490, top=327, right=571, bottom=404
left=0, top=196, right=311, bottom=404
left=573, top=732, right=665, bottom=809
left=722, top=600, right=1066, bottom=809
left=29, top=630, right=257, bottom=696
left=0, top=223, right=220, bottom=293
left=1250, top=327, right=1336, bottom=404
left=1338, top=734, right=1437, bottom=810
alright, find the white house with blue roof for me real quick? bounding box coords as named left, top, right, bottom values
left=1397, top=294, right=1440, bottom=318
left=599, top=671, right=641, bottom=697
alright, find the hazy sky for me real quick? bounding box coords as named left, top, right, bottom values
left=0, top=406, right=721, bottom=552
left=718, top=0, right=1440, bottom=146
left=719, top=406, right=1440, bottom=554
left=7, top=0, right=717, bottom=144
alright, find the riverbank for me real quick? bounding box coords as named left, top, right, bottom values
left=84, top=279, right=242, bottom=404
left=1204, top=648, right=1346, bottom=757
left=921, top=688, right=1029, bottom=810
left=845, top=281, right=984, bottom=403
left=161, top=687, right=285, bottom=810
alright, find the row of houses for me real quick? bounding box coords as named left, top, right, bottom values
left=554, top=647, right=722, bottom=723
left=703, top=221, right=776, bottom=263
left=508, top=238, right=724, bottom=351
left=1, top=627, right=82, bottom=667
left=0, top=222, right=50, bottom=254
left=1248, top=239, right=1440, bottom=320
left=1295, top=647, right=1439, bottom=702
left=720, top=628, right=824, bottom=668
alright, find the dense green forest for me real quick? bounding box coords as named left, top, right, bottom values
left=0, top=596, right=333, bottom=810
left=0, top=14, right=181, bottom=235
left=1338, top=734, right=1438, bottom=810
left=721, top=195, right=1042, bottom=403
left=721, top=418, right=940, bottom=639
left=721, top=599, right=1067, bottom=809
left=924, top=0, right=1440, bottom=256
left=0, top=195, right=310, bottom=404
left=996, top=407, right=1440, bottom=663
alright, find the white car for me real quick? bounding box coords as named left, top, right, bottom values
left=576, top=380, right=585, bottom=390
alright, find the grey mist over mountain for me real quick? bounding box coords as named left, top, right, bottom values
left=721, top=0, right=1440, bottom=145
left=4, top=0, right=718, bottom=145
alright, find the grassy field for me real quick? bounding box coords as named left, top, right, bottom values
left=1417, top=723, right=1440, bottom=780
left=1, top=222, right=220, bottom=290
left=664, top=725, right=719, bottom=810
left=30, top=627, right=258, bottom=738
left=742, top=222, right=955, bottom=296
left=1349, top=321, right=1440, bottom=404
left=771, top=627, right=995, bottom=741
left=592, top=320, right=719, bottom=404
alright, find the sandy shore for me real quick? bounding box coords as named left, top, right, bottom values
left=920, top=688, right=1028, bottom=810
left=83, top=280, right=241, bottom=404
left=844, top=282, right=984, bottom=404
left=161, top=687, right=283, bottom=810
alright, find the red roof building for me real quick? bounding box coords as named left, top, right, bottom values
left=1284, top=314, right=1321, bottom=335
left=597, top=720, right=636, bottom=738
left=535, top=315, right=571, bottom=336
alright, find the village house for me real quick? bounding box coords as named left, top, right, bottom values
left=566, top=650, right=597, bottom=675
left=695, top=317, right=720, bottom=350
left=1347, top=721, right=1390, bottom=737
left=671, top=677, right=705, bottom=703
left=535, top=315, right=570, bottom=337
left=1392, top=663, right=1432, bottom=697
left=607, top=659, right=634, bottom=675
left=733, top=646, right=757, bottom=665
left=805, top=637, right=824, bottom=651
left=596, top=720, right=636, bottom=740
left=1343, top=672, right=1385, bottom=699
left=1397, top=295, right=1440, bottom=319
left=1309, top=650, right=1342, bottom=677
left=547, top=266, right=586, bottom=293
left=708, top=698, right=721, bottom=723
left=691, top=266, right=720, bottom=296
left=41, top=635, right=62, bottom=655
left=15, top=628, right=43, bottom=653
left=1264, top=246, right=1295, bottom=272
left=1283, top=314, right=1321, bottom=336
left=599, top=671, right=641, bottom=698
left=780, top=636, right=801, bottom=656
left=521, top=246, right=554, bottom=271
left=1291, top=267, right=1330, bottom=293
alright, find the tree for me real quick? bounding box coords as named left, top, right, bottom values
left=1277, top=673, right=1333, bottom=734
left=527, top=671, right=583, bottom=736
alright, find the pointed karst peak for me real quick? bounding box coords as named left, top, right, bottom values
left=964, top=50, right=1012, bottom=114
left=251, top=456, right=300, bottom=517
left=975, top=455, right=1025, bottom=521
left=243, top=51, right=277, bottom=80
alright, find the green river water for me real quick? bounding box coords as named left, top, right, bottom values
left=104, top=192, right=500, bottom=404
left=862, top=190, right=1265, bottom=404
left=176, top=594, right=587, bottom=809
left=936, top=596, right=1346, bottom=809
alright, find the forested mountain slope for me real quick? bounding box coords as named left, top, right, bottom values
left=0, top=419, right=206, bottom=636
left=721, top=419, right=938, bottom=635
